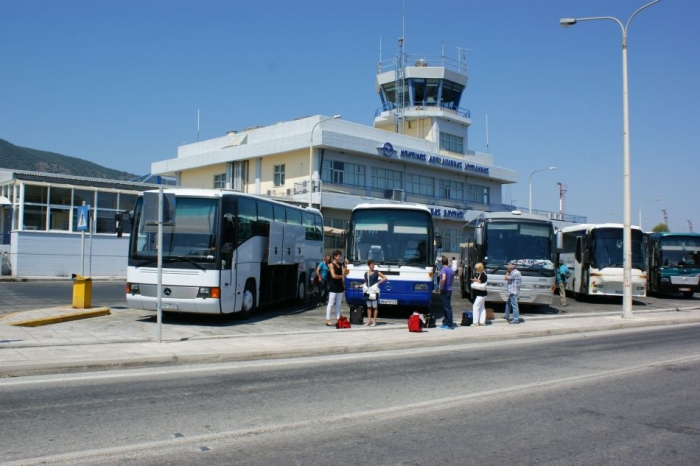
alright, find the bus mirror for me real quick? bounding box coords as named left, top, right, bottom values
left=222, top=243, right=233, bottom=255
left=115, top=212, right=123, bottom=238
left=582, top=249, right=589, bottom=265
left=434, top=234, right=442, bottom=249
left=115, top=211, right=131, bottom=238
left=475, top=225, right=484, bottom=246
left=555, top=231, right=563, bottom=250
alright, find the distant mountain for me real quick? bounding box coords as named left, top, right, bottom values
left=0, top=138, right=138, bottom=180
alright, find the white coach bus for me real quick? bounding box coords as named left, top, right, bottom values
left=123, top=189, right=323, bottom=316
left=460, top=211, right=558, bottom=306
left=560, top=223, right=646, bottom=299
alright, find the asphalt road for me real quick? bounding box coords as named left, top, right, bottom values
left=0, top=280, right=128, bottom=316
left=2, top=325, right=699, bottom=465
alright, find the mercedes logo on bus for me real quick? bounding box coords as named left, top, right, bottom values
left=163, top=288, right=172, bottom=296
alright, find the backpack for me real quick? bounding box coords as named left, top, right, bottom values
left=424, top=314, right=437, bottom=328
left=460, top=310, right=473, bottom=327
left=408, top=314, right=424, bottom=333
left=336, top=315, right=351, bottom=329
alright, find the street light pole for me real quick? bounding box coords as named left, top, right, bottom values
left=560, top=0, right=661, bottom=320
left=528, top=166, right=556, bottom=214
left=308, top=115, right=341, bottom=207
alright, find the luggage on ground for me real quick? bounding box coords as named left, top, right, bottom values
left=349, top=306, right=364, bottom=325
left=408, top=314, right=424, bottom=332
left=336, top=315, right=351, bottom=329
left=424, top=314, right=436, bottom=328
left=460, top=310, right=473, bottom=326
left=486, top=308, right=495, bottom=321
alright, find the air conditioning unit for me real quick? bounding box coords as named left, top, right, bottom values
left=385, top=189, right=404, bottom=201
left=286, top=188, right=292, bottom=196
left=266, top=190, right=273, bottom=196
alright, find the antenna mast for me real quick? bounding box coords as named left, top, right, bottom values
left=557, top=182, right=568, bottom=215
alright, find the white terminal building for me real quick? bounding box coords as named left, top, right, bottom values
left=152, top=50, right=582, bottom=257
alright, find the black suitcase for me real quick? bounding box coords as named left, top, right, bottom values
left=349, top=306, right=364, bottom=325
left=460, top=311, right=473, bottom=326
left=424, top=313, right=437, bottom=328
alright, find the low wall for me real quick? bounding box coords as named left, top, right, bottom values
left=9, top=231, right=128, bottom=277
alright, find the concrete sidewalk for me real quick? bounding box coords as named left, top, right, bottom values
left=2, top=302, right=700, bottom=378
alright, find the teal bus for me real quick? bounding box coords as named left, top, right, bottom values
left=646, top=232, right=700, bottom=299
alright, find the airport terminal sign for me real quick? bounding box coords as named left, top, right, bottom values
left=381, top=142, right=489, bottom=176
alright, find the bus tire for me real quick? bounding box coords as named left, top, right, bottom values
left=296, top=274, right=307, bottom=304
left=239, top=280, right=257, bottom=319
left=683, top=291, right=694, bottom=299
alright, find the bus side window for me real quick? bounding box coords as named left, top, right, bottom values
left=256, top=200, right=273, bottom=236
left=575, top=237, right=582, bottom=263
left=237, top=198, right=256, bottom=245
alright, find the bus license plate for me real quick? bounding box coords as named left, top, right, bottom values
left=379, top=299, right=398, bottom=305
left=162, top=303, right=178, bottom=310
left=679, top=287, right=691, bottom=292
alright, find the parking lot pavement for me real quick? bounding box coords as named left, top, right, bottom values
left=2, top=291, right=700, bottom=378
left=1, top=291, right=698, bottom=347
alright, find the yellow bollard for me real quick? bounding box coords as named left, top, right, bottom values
left=71, top=274, right=93, bottom=309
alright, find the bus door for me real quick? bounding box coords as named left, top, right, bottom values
left=219, top=204, right=237, bottom=314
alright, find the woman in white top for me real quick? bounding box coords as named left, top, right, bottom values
left=470, top=262, right=488, bottom=326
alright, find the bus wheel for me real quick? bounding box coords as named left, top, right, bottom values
left=296, top=275, right=307, bottom=303
left=683, top=291, right=694, bottom=299
left=240, top=280, right=257, bottom=319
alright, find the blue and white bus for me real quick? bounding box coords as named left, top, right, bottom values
left=344, top=203, right=438, bottom=311
left=124, top=189, right=323, bottom=316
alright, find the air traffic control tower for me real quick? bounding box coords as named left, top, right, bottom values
left=374, top=42, right=471, bottom=152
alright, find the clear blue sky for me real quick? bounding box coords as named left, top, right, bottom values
left=1, top=0, right=698, bottom=231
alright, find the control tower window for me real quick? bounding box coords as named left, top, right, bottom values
left=412, top=79, right=426, bottom=106
left=442, top=82, right=464, bottom=110
left=382, top=83, right=396, bottom=109
left=440, top=133, right=464, bottom=154
left=425, top=79, right=439, bottom=105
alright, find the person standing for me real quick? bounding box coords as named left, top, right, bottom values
left=439, top=256, right=455, bottom=329
left=470, top=262, right=488, bottom=326
left=503, top=262, right=522, bottom=324
left=557, top=259, right=570, bottom=307
left=325, top=250, right=346, bottom=326
left=362, top=259, right=387, bottom=327
left=316, top=254, right=331, bottom=305
left=451, top=256, right=459, bottom=284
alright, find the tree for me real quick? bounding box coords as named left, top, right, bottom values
left=652, top=223, right=669, bottom=233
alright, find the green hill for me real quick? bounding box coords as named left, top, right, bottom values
left=0, top=138, right=138, bottom=180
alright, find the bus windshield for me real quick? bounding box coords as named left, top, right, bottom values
left=130, top=197, right=219, bottom=267
left=590, top=228, right=645, bottom=270
left=484, top=221, right=554, bottom=275
left=348, top=208, right=432, bottom=266
left=659, top=236, right=700, bottom=268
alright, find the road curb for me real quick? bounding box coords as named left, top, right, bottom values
left=5, top=307, right=111, bottom=327
left=2, top=316, right=699, bottom=378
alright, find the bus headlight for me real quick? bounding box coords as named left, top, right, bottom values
left=414, top=283, right=429, bottom=291
left=349, top=280, right=364, bottom=289
left=197, top=287, right=220, bottom=299
left=127, top=283, right=140, bottom=295
left=533, top=285, right=551, bottom=290
left=491, top=282, right=505, bottom=288
left=661, top=277, right=671, bottom=284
